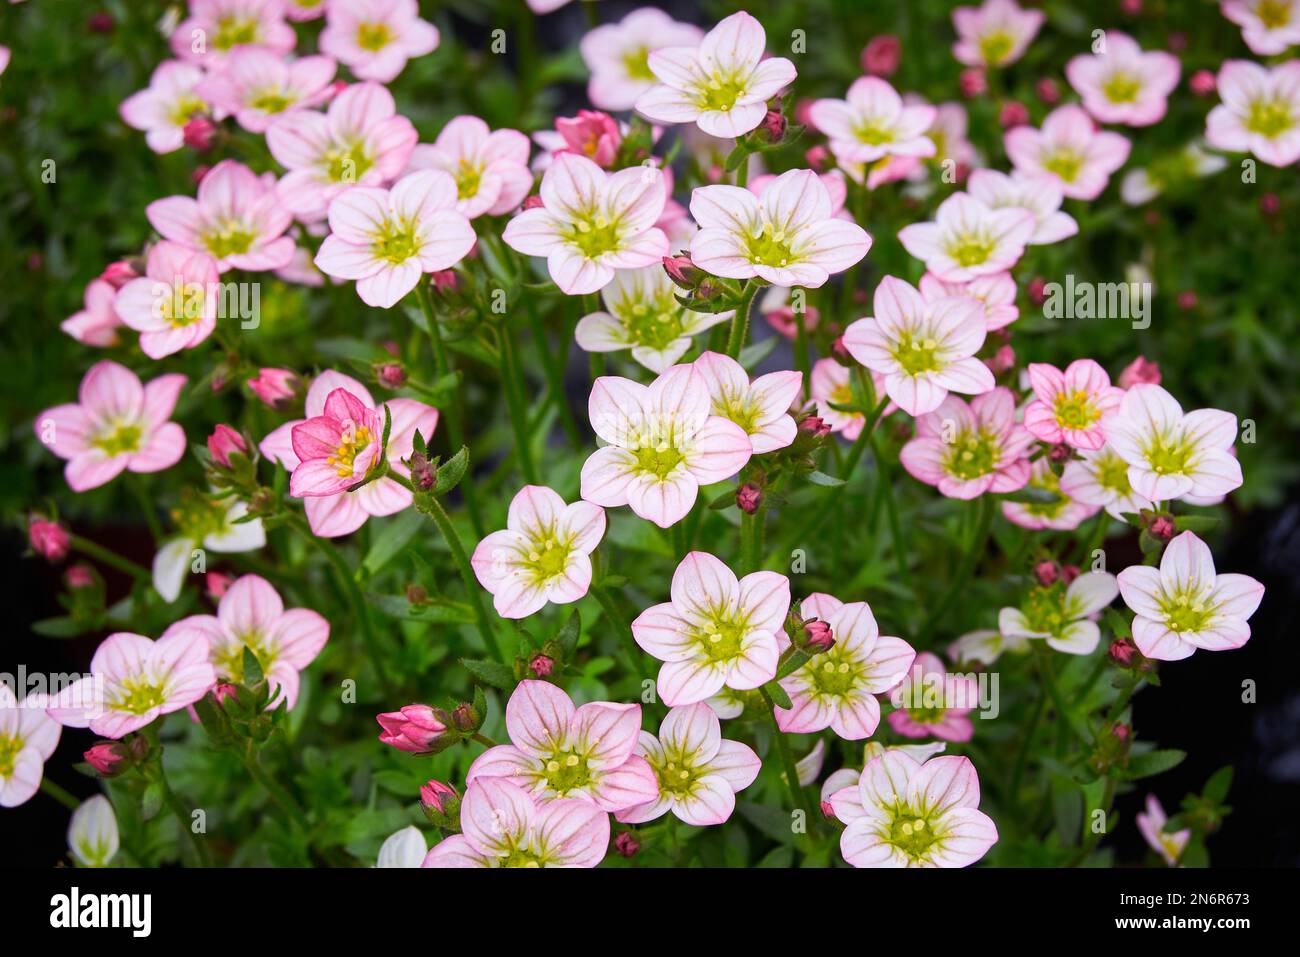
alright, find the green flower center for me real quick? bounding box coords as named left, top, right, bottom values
left=1021, top=583, right=1069, bottom=636
left=542, top=751, right=592, bottom=794
left=1102, top=71, right=1142, bottom=104
left=215, top=633, right=271, bottom=683
left=92, top=423, right=142, bottom=457
left=853, top=120, right=895, bottom=146
left=946, top=235, right=995, bottom=268
left=565, top=215, right=623, bottom=258
left=525, top=534, right=573, bottom=584
left=1144, top=431, right=1195, bottom=475
left=214, top=16, right=258, bottom=51
left=693, top=617, right=747, bottom=665
left=714, top=391, right=762, bottom=436
left=1258, top=0, right=1293, bottom=28
left=499, top=845, right=546, bottom=868
left=1018, top=469, right=1070, bottom=519
left=373, top=220, right=421, bottom=264
left=1042, top=148, right=1084, bottom=182
left=696, top=70, right=749, bottom=112
left=1246, top=97, right=1295, bottom=137
left=944, top=429, right=1000, bottom=480
left=204, top=220, right=256, bottom=259
left=249, top=89, right=294, bottom=114
left=906, top=704, right=950, bottom=724
left=807, top=647, right=864, bottom=697
left=112, top=678, right=168, bottom=715
left=356, top=22, right=393, bottom=52
left=617, top=298, right=687, bottom=351
left=747, top=222, right=795, bottom=267
left=1096, top=452, right=1135, bottom=495
left=888, top=806, right=940, bottom=860
left=323, top=140, right=374, bottom=184
left=649, top=747, right=700, bottom=798
left=159, top=284, right=206, bottom=329
left=169, top=95, right=206, bottom=127
left=893, top=331, right=942, bottom=375
left=1053, top=389, right=1100, bottom=430
left=1160, top=590, right=1214, bottom=633
left=635, top=443, right=685, bottom=479
left=0, top=732, right=22, bottom=778
left=622, top=47, right=656, bottom=82
left=978, top=31, right=1015, bottom=65
left=454, top=159, right=483, bottom=200
left=171, top=491, right=233, bottom=541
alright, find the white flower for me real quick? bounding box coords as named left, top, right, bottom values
left=376, top=825, right=427, bottom=867
left=153, top=499, right=267, bottom=603
left=999, top=572, right=1119, bottom=655
left=68, top=795, right=120, bottom=868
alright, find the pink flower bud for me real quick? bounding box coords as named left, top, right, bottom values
left=247, top=368, right=298, bottom=408
left=522, top=194, right=544, bottom=210
left=803, top=619, right=835, bottom=653
left=984, top=343, right=1016, bottom=374
left=1177, top=290, right=1197, bottom=311
left=767, top=304, right=820, bottom=340
left=799, top=415, right=831, bottom=438
left=529, top=653, right=556, bottom=677
left=830, top=335, right=854, bottom=367
left=1147, top=514, right=1175, bottom=542
left=959, top=67, right=987, bottom=98
left=207, top=424, right=247, bottom=468
left=420, top=779, right=459, bottom=814
left=84, top=741, right=126, bottom=775
left=999, top=101, right=1030, bottom=128
left=1167, top=31, right=1188, bottom=52
left=407, top=452, right=436, bottom=490
left=1120, top=0, right=1142, bottom=14
left=430, top=269, right=458, bottom=294
left=1060, top=564, right=1080, bottom=585
left=759, top=109, right=787, bottom=143
left=614, top=832, right=641, bottom=857
left=206, top=571, right=233, bottom=601
left=191, top=164, right=211, bottom=186
left=555, top=110, right=622, bottom=167
left=376, top=362, right=406, bottom=389
left=377, top=705, right=448, bottom=753
left=1108, top=636, right=1137, bottom=667
left=98, top=260, right=139, bottom=289
left=1028, top=276, right=1048, bottom=305
left=87, top=12, right=116, bottom=34
left=804, top=144, right=832, bottom=171
left=214, top=682, right=239, bottom=704
left=819, top=800, right=836, bottom=818
left=1111, top=722, right=1131, bottom=742
left=326, top=80, right=349, bottom=100
left=736, top=483, right=763, bottom=515
left=452, top=701, right=479, bottom=732
left=65, top=564, right=95, bottom=589
left=28, top=518, right=69, bottom=562
left=183, top=116, right=218, bottom=151
left=794, top=98, right=816, bottom=128
left=1034, top=561, right=1060, bottom=586
left=1189, top=69, right=1216, bottom=97
left=861, top=35, right=901, bottom=77
left=662, top=254, right=701, bottom=289
left=1118, top=356, right=1161, bottom=389
left=1048, top=442, right=1073, bottom=464
left=1260, top=193, right=1281, bottom=216
left=1036, top=77, right=1061, bottom=104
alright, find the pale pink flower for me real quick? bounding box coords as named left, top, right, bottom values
left=1136, top=794, right=1191, bottom=866
left=405, top=116, right=532, bottom=219
left=632, top=551, right=789, bottom=705
left=1205, top=60, right=1300, bottom=167
left=809, top=359, right=888, bottom=440
left=422, top=778, right=609, bottom=868
left=1118, top=531, right=1264, bottom=661
left=580, top=7, right=705, bottom=112
left=170, top=0, right=296, bottom=66
left=574, top=266, right=732, bottom=373
left=965, top=168, right=1079, bottom=245
left=1002, top=458, right=1099, bottom=531
left=62, top=278, right=124, bottom=347
left=1118, top=355, right=1161, bottom=388
left=1102, top=384, right=1243, bottom=502
left=843, top=275, right=994, bottom=416
left=692, top=351, right=802, bottom=454
left=830, top=752, right=998, bottom=867
left=925, top=101, right=979, bottom=168
left=112, top=241, right=222, bottom=359
left=919, top=271, right=1018, bottom=331
left=1024, top=359, right=1124, bottom=450
left=260, top=370, right=438, bottom=537
left=809, top=77, right=937, bottom=165
left=615, top=703, right=761, bottom=826
left=898, top=193, right=1035, bottom=282
left=689, top=169, right=872, bottom=288
left=1221, top=0, right=1300, bottom=56
left=162, top=574, right=328, bottom=709
left=886, top=653, right=979, bottom=742
left=1005, top=105, right=1132, bottom=200
left=147, top=160, right=295, bottom=272
left=900, top=389, right=1033, bottom=499
left=581, top=367, right=751, bottom=527
left=1060, top=443, right=1154, bottom=520
left=750, top=168, right=850, bottom=220
left=196, top=49, right=336, bottom=133
left=0, top=685, right=61, bottom=807
left=999, top=571, right=1118, bottom=655
left=952, top=0, right=1044, bottom=68
left=320, top=0, right=439, bottom=84
left=48, top=630, right=217, bottom=739
left=284, top=0, right=328, bottom=20
left=119, top=61, right=210, bottom=154
left=948, top=627, right=1029, bottom=665
left=466, top=680, right=657, bottom=812
left=634, top=11, right=797, bottom=138
left=267, top=82, right=418, bottom=221
left=34, top=361, right=186, bottom=492
left=471, top=486, right=607, bottom=619
left=1066, top=32, right=1180, bottom=127
left=503, top=153, right=668, bottom=295
left=775, top=592, right=916, bottom=740
left=314, top=170, right=476, bottom=308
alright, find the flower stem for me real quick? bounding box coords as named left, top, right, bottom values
left=918, top=493, right=995, bottom=644
left=421, top=492, right=506, bottom=665
left=242, top=739, right=310, bottom=834
left=759, top=686, right=811, bottom=821
left=496, top=323, right=540, bottom=484
left=725, top=282, right=760, bottom=360
left=40, top=777, right=80, bottom=811
left=69, top=535, right=152, bottom=582
left=471, top=732, right=499, bottom=748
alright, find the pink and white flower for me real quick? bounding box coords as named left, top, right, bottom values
left=692, top=351, right=802, bottom=455
left=319, top=0, right=439, bottom=84
left=898, top=193, right=1036, bottom=282
left=68, top=795, right=119, bottom=868
left=1118, top=531, right=1264, bottom=661
left=162, top=574, right=328, bottom=709
left=809, top=359, right=888, bottom=440
left=34, top=361, right=187, bottom=493
left=809, top=78, right=937, bottom=165
left=466, top=680, right=657, bottom=812
left=632, top=551, right=789, bottom=705
left=119, top=61, right=209, bottom=154
left=502, top=153, right=669, bottom=296
left=615, top=703, right=761, bottom=826
left=1060, top=443, right=1154, bottom=520
left=422, top=778, right=609, bottom=868
left=196, top=49, right=336, bottom=133
left=260, top=370, right=438, bottom=537
left=47, top=630, right=217, bottom=739
left=1102, top=384, right=1243, bottom=502
left=690, top=169, right=872, bottom=288
left=886, top=653, right=980, bottom=742
left=965, top=168, right=1079, bottom=246
left=829, top=751, right=998, bottom=867
left=843, top=275, right=995, bottom=416
left=314, top=170, right=476, bottom=308
left=284, top=0, right=328, bottom=20
left=775, top=593, right=916, bottom=740
left=1205, top=60, right=1300, bottom=168
left=1000, top=571, right=1119, bottom=655
left=1066, top=32, right=1181, bottom=127
left=1137, top=794, right=1191, bottom=866
left=900, top=389, right=1033, bottom=499
left=1005, top=105, right=1132, bottom=201
left=580, top=366, right=752, bottom=528
left=152, top=497, right=266, bottom=603
left=574, top=266, right=732, bottom=373
left=112, top=241, right=221, bottom=359
left=405, top=116, right=532, bottom=219
left=925, top=101, right=979, bottom=168
left=147, top=160, right=295, bottom=272
left=170, top=0, right=296, bottom=66
left=580, top=8, right=705, bottom=112
left=952, top=0, right=1044, bottom=68
left=1221, top=0, right=1300, bottom=56
left=634, top=11, right=797, bottom=139
left=1002, top=459, right=1099, bottom=532
left=470, top=486, right=607, bottom=619
left=62, top=278, right=124, bottom=348
left=1024, top=359, right=1124, bottom=450
left=919, top=271, right=1019, bottom=331
left=267, top=82, right=418, bottom=221
left=0, top=685, right=61, bottom=808
left=1120, top=141, right=1228, bottom=205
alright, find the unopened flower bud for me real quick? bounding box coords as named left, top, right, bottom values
left=28, top=518, right=69, bottom=562
left=522, top=194, right=544, bottom=210
left=377, top=705, right=449, bottom=754
left=1111, top=722, right=1131, bottom=742
left=406, top=583, right=428, bottom=604
left=1189, top=69, right=1216, bottom=97
left=1260, top=192, right=1281, bottom=217
left=736, top=483, right=762, bottom=515
left=1177, top=290, right=1197, bottom=311
left=98, top=260, right=139, bottom=289
left=804, top=144, right=832, bottom=171
left=1108, top=636, right=1137, bottom=667
left=430, top=269, right=458, bottom=294
left=65, top=564, right=96, bottom=589
left=799, top=415, right=831, bottom=438
left=1036, top=77, right=1061, bottom=104
left=87, top=12, right=116, bottom=34
left=207, top=424, right=247, bottom=468
left=1028, top=276, right=1048, bottom=306
left=758, top=108, right=787, bottom=143
left=1147, top=514, right=1175, bottom=542
left=452, top=701, right=479, bottom=732
left=420, top=780, right=459, bottom=815
left=1034, top=561, right=1059, bottom=586
left=376, top=362, right=406, bottom=389
left=1118, top=356, right=1160, bottom=388
left=247, top=368, right=298, bottom=408
left=662, top=254, right=701, bottom=289
left=959, top=67, right=987, bottom=98
left=84, top=741, right=128, bottom=776
left=820, top=800, right=836, bottom=818
left=1060, top=564, right=1080, bottom=585
left=529, top=653, right=556, bottom=678
left=183, top=116, right=218, bottom=151
left=407, top=452, right=436, bottom=490
left=206, top=571, right=233, bottom=601
left=614, top=832, right=641, bottom=857
left=861, top=35, right=901, bottom=77
left=803, top=619, right=835, bottom=653
left=999, top=101, right=1030, bottom=128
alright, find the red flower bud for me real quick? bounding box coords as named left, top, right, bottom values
left=529, top=653, right=556, bottom=678
left=662, top=254, right=701, bottom=289
left=84, top=741, right=128, bottom=776
left=736, top=483, right=763, bottom=515
left=1108, top=637, right=1137, bottom=667
left=999, top=101, right=1030, bottom=128
left=207, top=424, right=247, bottom=468
left=1034, top=561, right=1060, bottom=586
left=1118, top=356, right=1161, bottom=388
left=182, top=116, right=218, bottom=152
left=376, top=362, right=406, bottom=389
left=1036, top=77, right=1061, bottom=104
left=1147, top=514, right=1175, bottom=542
left=803, top=619, right=835, bottom=653
left=206, top=571, right=233, bottom=601
left=959, top=68, right=987, bottom=98
left=28, top=518, right=69, bottom=562
left=861, top=35, right=901, bottom=77
left=1189, top=69, right=1216, bottom=97
left=420, top=780, right=459, bottom=814
left=614, top=832, right=641, bottom=857
left=522, top=195, right=544, bottom=210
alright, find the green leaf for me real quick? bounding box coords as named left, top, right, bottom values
left=31, top=615, right=86, bottom=638
left=1174, top=514, right=1221, bottom=533
left=460, top=658, right=516, bottom=691
left=435, top=446, right=470, bottom=494
left=806, top=470, right=846, bottom=488
left=763, top=681, right=793, bottom=710
left=362, top=510, right=424, bottom=576
left=242, top=647, right=265, bottom=686
left=737, top=335, right=777, bottom=369
left=556, top=610, right=581, bottom=659
left=366, top=593, right=476, bottom=624
left=736, top=800, right=795, bottom=845
left=1202, top=765, right=1234, bottom=803
left=1119, top=748, right=1187, bottom=780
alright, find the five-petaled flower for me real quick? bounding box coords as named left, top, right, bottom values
left=1220, top=0, right=1300, bottom=57
left=319, top=0, right=440, bottom=84
left=1117, top=531, right=1264, bottom=661
left=119, top=61, right=210, bottom=154
left=471, top=485, right=607, bottom=619
left=1024, top=359, right=1125, bottom=450
left=693, top=351, right=803, bottom=454
left=1136, top=793, right=1191, bottom=866
left=170, top=0, right=296, bottom=67
left=1205, top=60, right=1300, bottom=168
left=1066, top=32, right=1181, bottom=127
left=964, top=168, right=1079, bottom=246
left=897, top=193, right=1036, bottom=283
left=113, top=241, right=221, bottom=359
left=887, top=653, right=981, bottom=742
left=951, top=0, right=1045, bottom=68
left=809, top=77, right=937, bottom=165
left=196, top=48, right=336, bottom=133
left=999, top=571, right=1119, bottom=655
left=0, top=685, right=61, bottom=808
left=579, top=8, right=704, bottom=112
left=405, top=115, right=533, bottom=219
left=900, top=388, right=1033, bottom=499
left=1060, top=442, right=1155, bottom=520
left=1005, top=105, right=1132, bottom=200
